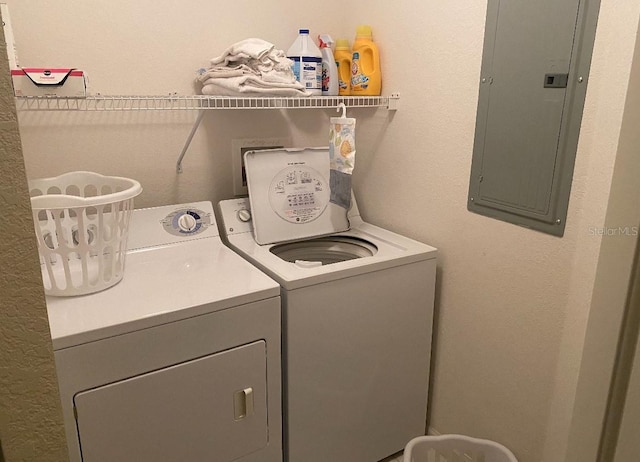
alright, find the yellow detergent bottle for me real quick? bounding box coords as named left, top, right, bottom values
left=334, top=39, right=352, bottom=96
left=350, top=25, right=381, bottom=96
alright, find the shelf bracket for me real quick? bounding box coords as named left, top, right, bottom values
left=176, top=109, right=206, bottom=173
left=388, top=93, right=400, bottom=110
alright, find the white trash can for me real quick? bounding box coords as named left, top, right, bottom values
left=403, top=434, right=518, bottom=462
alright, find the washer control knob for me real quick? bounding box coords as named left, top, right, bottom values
left=177, top=213, right=197, bottom=232
left=237, top=209, right=252, bottom=223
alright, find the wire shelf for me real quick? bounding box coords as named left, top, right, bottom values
left=15, top=94, right=399, bottom=111
left=15, top=93, right=400, bottom=173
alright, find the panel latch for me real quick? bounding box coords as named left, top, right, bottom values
left=544, top=73, right=569, bottom=88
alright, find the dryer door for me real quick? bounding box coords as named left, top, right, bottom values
left=73, top=341, right=268, bottom=462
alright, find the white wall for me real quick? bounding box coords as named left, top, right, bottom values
left=608, top=22, right=640, bottom=461
left=348, top=2, right=640, bottom=460
left=6, top=1, right=640, bottom=461
left=565, top=20, right=640, bottom=461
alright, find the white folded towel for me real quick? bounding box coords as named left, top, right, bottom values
left=197, top=64, right=260, bottom=80
left=200, top=74, right=308, bottom=97
left=260, top=68, right=297, bottom=84
left=210, top=38, right=275, bottom=66
left=197, top=38, right=311, bottom=97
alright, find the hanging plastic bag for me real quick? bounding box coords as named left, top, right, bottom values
left=329, top=103, right=356, bottom=209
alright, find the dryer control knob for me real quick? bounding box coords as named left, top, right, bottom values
left=237, top=209, right=252, bottom=223
left=177, top=213, right=197, bottom=232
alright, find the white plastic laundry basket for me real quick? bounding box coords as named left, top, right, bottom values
left=29, top=171, right=142, bottom=296
left=403, top=435, right=518, bottom=462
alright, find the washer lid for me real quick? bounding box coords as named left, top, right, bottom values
left=245, top=147, right=350, bottom=245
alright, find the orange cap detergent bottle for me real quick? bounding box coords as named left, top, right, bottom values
left=350, top=25, right=381, bottom=96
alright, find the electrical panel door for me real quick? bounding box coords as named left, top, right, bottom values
left=468, top=0, right=600, bottom=236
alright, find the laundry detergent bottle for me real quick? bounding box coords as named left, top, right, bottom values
left=334, top=39, right=352, bottom=96
left=350, top=25, right=381, bottom=96
left=318, top=34, right=339, bottom=96
left=287, top=29, right=322, bottom=95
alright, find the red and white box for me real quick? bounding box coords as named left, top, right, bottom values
left=11, top=68, right=87, bottom=97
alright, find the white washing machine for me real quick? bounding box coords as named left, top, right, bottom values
left=46, top=201, right=282, bottom=462
left=218, top=148, right=438, bottom=462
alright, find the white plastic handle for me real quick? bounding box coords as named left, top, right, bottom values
left=29, top=171, right=142, bottom=209
left=336, top=102, right=347, bottom=118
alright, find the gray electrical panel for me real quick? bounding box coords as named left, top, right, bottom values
left=468, top=0, right=601, bottom=236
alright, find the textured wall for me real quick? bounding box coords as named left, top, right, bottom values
left=0, top=10, right=69, bottom=462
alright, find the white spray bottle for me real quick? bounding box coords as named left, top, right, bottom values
left=318, top=34, right=339, bottom=96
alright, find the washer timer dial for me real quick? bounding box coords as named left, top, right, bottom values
left=162, top=208, right=211, bottom=236
left=237, top=208, right=252, bottom=223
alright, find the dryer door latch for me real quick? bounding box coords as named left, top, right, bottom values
left=233, top=387, right=254, bottom=420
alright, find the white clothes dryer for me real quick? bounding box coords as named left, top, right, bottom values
left=218, top=148, right=438, bottom=462
left=46, top=202, right=282, bottom=462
